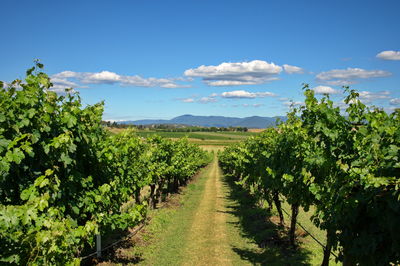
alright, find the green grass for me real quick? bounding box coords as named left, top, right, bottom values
left=134, top=131, right=256, bottom=141
left=207, top=131, right=259, bottom=136
left=188, top=139, right=240, bottom=146
left=191, top=131, right=257, bottom=139
left=279, top=201, right=340, bottom=265
left=222, top=176, right=313, bottom=265
left=106, top=128, right=258, bottom=146
left=99, top=155, right=336, bottom=265
left=126, top=164, right=212, bottom=265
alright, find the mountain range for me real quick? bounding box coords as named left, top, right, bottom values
left=120, top=114, right=287, bottom=128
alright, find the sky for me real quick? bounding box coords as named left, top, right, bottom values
left=1, top=0, right=399, bottom=121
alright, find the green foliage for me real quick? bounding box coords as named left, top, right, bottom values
left=219, top=86, right=400, bottom=265
left=0, top=63, right=208, bottom=264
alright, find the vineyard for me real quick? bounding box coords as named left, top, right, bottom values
left=0, top=63, right=210, bottom=265
left=1, top=63, right=400, bottom=265
left=219, top=86, right=400, bottom=265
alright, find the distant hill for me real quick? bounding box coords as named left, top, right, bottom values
left=121, top=114, right=286, bottom=128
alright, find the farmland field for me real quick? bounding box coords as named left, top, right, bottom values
left=105, top=128, right=260, bottom=145
left=134, top=130, right=258, bottom=140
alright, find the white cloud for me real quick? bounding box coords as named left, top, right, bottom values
left=332, top=91, right=390, bottom=107
left=385, top=107, right=399, bottom=113
left=221, top=90, right=276, bottom=99
left=358, top=91, right=390, bottom=103
left=316, top=68, right=391, bottom=85
left=334, top=100, right=351, bottom=111
left=312, top=85, right=340, bottom=94
left=1, top=74, right=76, bottom=94
left=52, top=71, right=79, bottom=79
left=177, top=95, right=217, bottom=104
left=232, top=103, right=264, bottom=108
left=283, top=101, right=303, bottom=107
left=199, top=96, right=217, bottom=103
left=184, top=60, right=282, bottom=86
left=243, top=103, right=264, bottom=107
left=50, top=77, right=80, bottom=90
left=176, top=89, right=275, bottom=104
left=156, top=82, right=185, bottom=89
left=181, top=98, right=195, bottom=103
left=376, top=50, right=400, bottom=61
left=51, top=70, right=190, bottom=89
left=390, top=98, right=400, bottom=106
left=283, top=64, right=304, bottom=74
left=206, top=80, right=279, bottom=86
left=81, top=71, right=121, bottom=84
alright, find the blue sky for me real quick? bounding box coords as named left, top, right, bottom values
left=1, top=0, right=399, bottom=121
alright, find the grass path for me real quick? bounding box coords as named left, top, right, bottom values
left=113, top=153, right=262, bottom=265
left=101, top=150, right=332, bottom=265
left=181, top=155, right=233, bottom=265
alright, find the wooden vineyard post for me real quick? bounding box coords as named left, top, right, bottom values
left=96, top=234, right=101, bottom=258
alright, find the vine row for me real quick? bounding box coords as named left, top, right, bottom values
left=219, top=86, right=400, bottom=265
left=0, top=63, right=210, bottom=265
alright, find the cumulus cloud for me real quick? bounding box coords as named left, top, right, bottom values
left=52, top=71, right=78, bottom=79
left=312, top=85, right=340, bottom=94
left=50, top=77, right=80, bottom=90
left=176, top=89, right=275, bottom=104
left=233, top=103, right=264, bottom=108
left=220, top=90, right=276, bottom=99
left=283, top=64, right=304, bottom=74
left=48, top=87, right=77, bottom=94
left=334, top=100, right=352, bottom=111
left=199, top=96, right=218, bottom=103
left=358, top=91, right=391, bottom=103
left=50, top=70, right=190, bottom=90
left=376, top=50, right=400, bottom=61
left=184, top=60, right=282, bottom=86
left=177, top=95, right=217, bottom=104
left=334, top=91, right=390, bottom=107
left=244, top=103, right=264, bottom=107
left=283, top=101, right=303, bottom=107
left=316, top=68, right=391, bottom=86
left=389, top=98, right=400, bottom=105
left=180, top=98, right=195, bottom=103
left=82, top=71, right=121, bottom=84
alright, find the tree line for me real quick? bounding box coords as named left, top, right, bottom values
left=102, top=121, right=249, bottom=132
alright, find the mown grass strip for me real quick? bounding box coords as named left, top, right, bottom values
left=124, top=163, right=213, bottom=265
